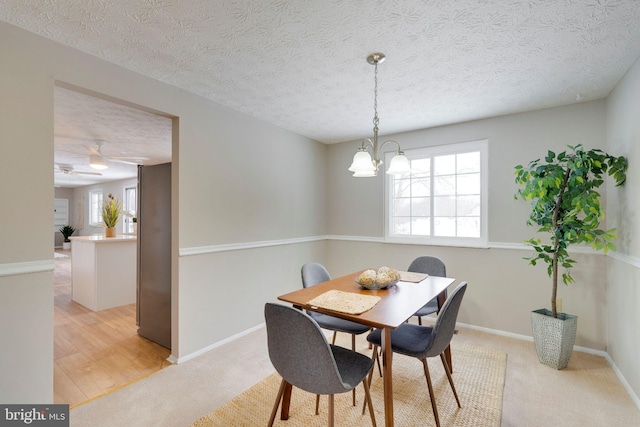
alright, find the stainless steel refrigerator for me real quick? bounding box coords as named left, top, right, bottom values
left=136, top=163, right=171, bottom=349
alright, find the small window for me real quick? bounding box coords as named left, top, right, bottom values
left=385, top=139, right=488, bottom=247
left=89, top=190, right=103, bottom=226
left=123, top=186, right=137, bottom=233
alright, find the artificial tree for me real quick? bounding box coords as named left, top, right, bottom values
left=514, top=144, right=627, bottom=318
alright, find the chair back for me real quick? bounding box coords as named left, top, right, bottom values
left=301, top=262, right=331, bottom=288
left=408, top=255, right=446, bottom=277
left=424, top=282, right=467, bottom=357
left=264, top=303, right=347, bottom=395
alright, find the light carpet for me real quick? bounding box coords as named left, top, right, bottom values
left=192, top=342, right=506, bottom=427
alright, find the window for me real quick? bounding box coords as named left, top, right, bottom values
left=385, top=139, right=488, bottom=247
left=89, top=190, right=103, bottom=226
left=123, top=186, right=137, bottom=233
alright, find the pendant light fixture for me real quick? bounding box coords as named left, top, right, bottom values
left=89, top=140, right=109, bottom=170
left=89, top=154, right=108, bottom=170
left=348, top=53, right=411, bottom=177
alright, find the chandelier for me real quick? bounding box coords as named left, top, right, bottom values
left=348, top=53, right=410, bottom=177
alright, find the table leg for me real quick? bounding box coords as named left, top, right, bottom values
left=382, top=327, right=394, bottom=427
left=280, top=381, right=292, bottom=420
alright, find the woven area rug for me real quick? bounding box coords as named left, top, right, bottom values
left=192, top=341, right=506, bottom=427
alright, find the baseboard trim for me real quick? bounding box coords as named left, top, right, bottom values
left=175, top=318, right=640, bottom=411
left=168, top=323, right=265, bottom=364
left=453, top=320, right=640, bottom=411
left=602, top=352, right=640, bottom=411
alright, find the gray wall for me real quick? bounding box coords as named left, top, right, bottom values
left=605, top=55, right=640, bottom=402
left=326, top=87, right=640, bottom=401
left=0, top=21, right=327, bottom=402
left=326, top=101, right=611, bottom=352
left=1, top=17, right=638, bottom=406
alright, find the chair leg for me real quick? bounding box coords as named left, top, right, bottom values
left=418, top=316, right=423, bottom=326
left=351, top=334, right=357, bottom=406
left=331, top=331, right=337, bottom=344
left=369, top=345, right=382, bottom=379
left=315, top=394, right=320, bottom=415
left=362, top=345, right=380, bottom=415
left=421, top=358, right=441, bottom=427
left=440, top=353, right=462, bottom=408
left=362, top=376, right=377, bottom=427
left=268, top=378, right=287, bottom=427
left=368, top=346, right=382, bottom=378
left=328, top=394, right=335, bottom=427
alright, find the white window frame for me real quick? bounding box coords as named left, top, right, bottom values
left=89, top=189, right=103, bottom=227
left=123, top=186, right=137, bottom=234
left=384, top=139, right=489, bottom=248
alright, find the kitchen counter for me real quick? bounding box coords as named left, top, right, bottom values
left=70, top=234, right=137, bottom=311
left=71, top=235, right=137, bottom=243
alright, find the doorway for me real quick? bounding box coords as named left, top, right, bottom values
left=53, top=84, right=174, bottom=406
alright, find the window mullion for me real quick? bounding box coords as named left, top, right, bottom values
left=429, top=156, right=434, bottom=237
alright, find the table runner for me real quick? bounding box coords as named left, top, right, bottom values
left=398, top=271, right=428, bottom=283
left=307, top=290, right=381, bottom=315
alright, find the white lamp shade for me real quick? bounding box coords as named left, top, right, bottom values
left=386, top=153, right=411, bottom=175
left=352, top=169, right=377, bottom=177
left=89, top=154, right=108, bottom=170
left=348, top=150, right=376, bottom=173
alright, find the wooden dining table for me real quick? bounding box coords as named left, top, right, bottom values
left=277, top=270, right=456, bottom=427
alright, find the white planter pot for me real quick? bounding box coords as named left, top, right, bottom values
left=531, top=308, right=578, bottom=370
left=62, top=242, right=71, bottom=250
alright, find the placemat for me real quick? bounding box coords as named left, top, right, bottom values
left=399, top=271, right=428, bottom=283
left=306, top=290, right=381, bottom=315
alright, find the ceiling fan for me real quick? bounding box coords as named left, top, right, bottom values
left=55, top=164, right=102, bottom=176
left=87, top=140, right=150, bottom=170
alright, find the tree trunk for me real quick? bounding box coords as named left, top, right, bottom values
left=551, top=251, right=558, bottom=318
left=551, top=166, right=572, bottom=318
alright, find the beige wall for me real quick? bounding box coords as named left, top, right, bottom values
left=327, top=101, right=607, bottom=240
left=1, top=17, right=638, bottom=405
left=605, top=55, right=640, bottom=401
left=1, top=23, right=56, bottom=403
left=0, top=21, right=327, bottom=401
left=326, top=100, right=611, bottom=349
left=178, top=241, right=328, bottom=358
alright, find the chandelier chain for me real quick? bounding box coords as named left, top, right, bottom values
left=373, top=61, right=379, bottom=127
left=349, top=52, right=409, bottom=177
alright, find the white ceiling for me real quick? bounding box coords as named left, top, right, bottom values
left=53, top=86, right=173, bottom=188
left=2, top=1, right=640, bottom=187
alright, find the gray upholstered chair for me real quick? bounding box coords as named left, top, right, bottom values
left=408, top=256, right=447, bottom=325
left=366, top=282, right=467, bottom=427
left=301, top=263, right=372, bottom=344
left=264, top=303, right=377, bottom=427
left=301, top=262, right=372, bottom=406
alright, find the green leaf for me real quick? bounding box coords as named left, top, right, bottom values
left=513, top=145, right=627, bottom=293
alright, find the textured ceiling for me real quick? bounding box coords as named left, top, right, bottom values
left=53, top=86, right=172, bottom=187
left=2, top=1, right=640, bottom=186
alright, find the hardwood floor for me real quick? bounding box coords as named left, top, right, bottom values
left=53, top=250, right=171, bottom=408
